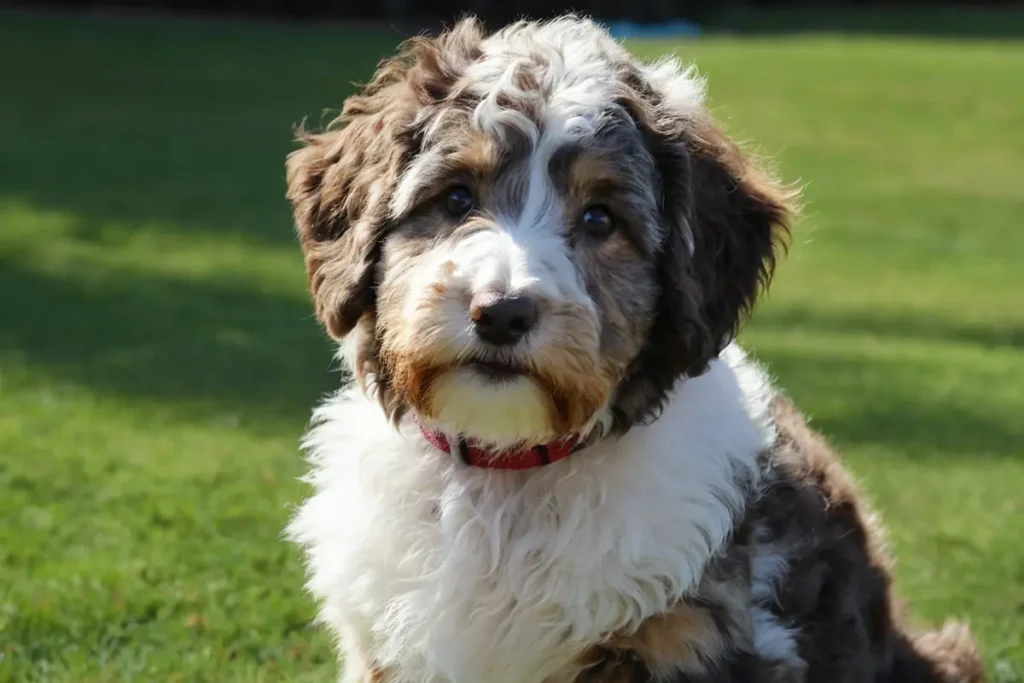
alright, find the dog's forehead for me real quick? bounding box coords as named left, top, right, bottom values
left=391, top=19, right=705, bottom=218
left=463, top=19, right=633, bottom=145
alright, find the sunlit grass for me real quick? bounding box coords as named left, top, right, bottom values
left=1, top=10, right=1021, bottom=681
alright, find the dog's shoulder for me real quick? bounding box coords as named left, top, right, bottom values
left=745, top=394, right=898, bottom=679
left=576, top=394, right=898, bottom=682
left=754, top=393, right=895, bottom=621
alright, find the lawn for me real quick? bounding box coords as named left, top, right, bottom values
left=0, top=8, right=1021, bottom=682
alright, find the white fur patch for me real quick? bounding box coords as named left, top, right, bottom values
left=750, top=543, right=804, bottom=669
left=752, top=607, right=803, bottom=667
left=640, top=57, right=706, bottom=119
left=430, top=370, right=552, bottom=446
left=288, top=345, right=775, bottom=683
left=751, top=544, right=790, bottom=604
left=290, top=19, right=761, bottom=683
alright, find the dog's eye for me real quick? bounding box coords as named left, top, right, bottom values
left=444, top=186, right=476, bottom=218
left=580, top=205, right=615, bottom=238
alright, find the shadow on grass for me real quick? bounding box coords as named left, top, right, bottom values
left=0, top=10, right=397, bottom=248
left=755, top=348, right=1023, bottom=460
left=1, top=248, right=1019, bottom=459
left=754, top=305, right=1024, bottom=351
left=0, top=255, right=337, bottom=427
left=0, top=112, right=318, bottom=249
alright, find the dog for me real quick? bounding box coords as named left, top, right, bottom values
left=284, top=16, right=985, bottom=683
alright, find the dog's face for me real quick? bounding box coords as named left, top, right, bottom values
left=287, top=17, right=794, bottom=448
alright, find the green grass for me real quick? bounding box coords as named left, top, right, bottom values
left=1, top=9, right=1022, bottom=682
left=705, top=4, right=1024, bottom=39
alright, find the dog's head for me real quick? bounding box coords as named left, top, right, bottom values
left=286, top=17, right=795, bottom=448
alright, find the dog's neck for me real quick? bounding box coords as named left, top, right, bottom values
left=290, top=345, right=778, bottom=683
left=417, top=424, right=585, bottom=470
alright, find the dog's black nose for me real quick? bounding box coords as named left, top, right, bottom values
left=471, top=294, right=539, bottom=346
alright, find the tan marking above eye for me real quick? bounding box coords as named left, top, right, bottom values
left=448, top=133, right=502, bottom=182
left=568, top=155, right=622, bottom=200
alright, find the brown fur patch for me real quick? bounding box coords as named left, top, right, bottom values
left=568, top=155, right=624, bottom=200
left=451, top=132, right=503, bottom=185
left=392, top=361, right=446, bottom=419
left=285, top=19, right=486, bottom=339
left=895, top=623, right=986, bottom=683
left=534, top=361, right=611, bottom=436
left=610, top=603, right=726, bottom=676
left=569, top=540, right=762, bottom=681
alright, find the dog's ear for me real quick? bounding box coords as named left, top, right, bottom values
left=672, top=113, right=795, bottom=372
left=286, top=19, right=485, bottom=339
left=286, top=98, right=410, bottom=339
left=285, top=70, right=427, bottom=340
left=612, top=68, right=795, bottom=428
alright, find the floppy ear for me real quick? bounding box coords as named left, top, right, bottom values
left=612, top=71, right=795, bottom=429
left=675, top=113, right=795, bottom=371
left=285, top=19, right=485, bottom=339
left=286, top=81, right=416, bottom=339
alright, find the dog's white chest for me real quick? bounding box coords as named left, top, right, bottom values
left=288, top=350, right=772, bottom=683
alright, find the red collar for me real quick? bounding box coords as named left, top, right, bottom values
left=419, top=426, right=583, bottom=470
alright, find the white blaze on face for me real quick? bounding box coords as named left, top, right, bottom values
left=427, top=135, right=596, bottom=448
left=393, top=17, right=715, bottom=446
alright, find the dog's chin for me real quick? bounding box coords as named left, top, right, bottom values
left=427, top=365, right=555, bottom=448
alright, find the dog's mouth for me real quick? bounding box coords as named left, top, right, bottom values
left=466, top=359, right=527, bottom=382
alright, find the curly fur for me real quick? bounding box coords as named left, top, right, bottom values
left=284, top=15, right=985, bottom=683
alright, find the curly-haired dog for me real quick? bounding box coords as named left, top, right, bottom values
left=285, top=16, right=985, bottom=683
